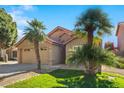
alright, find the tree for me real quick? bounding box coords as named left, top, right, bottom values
left=0, top=8, right=17, bottom=61
left=73, top=8, right=113, bottom=75
left=67, top=44, right=118, bottom=75
left=75, top=8, right=113, bottom=45
left=24, top=19, right=46, bottom=70
left=0, top=8, right=17, bottom=49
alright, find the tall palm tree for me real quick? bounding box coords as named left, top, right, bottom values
left=24, top=19, right=46, bottom=70
left=75, top=8, right=113, bottom=45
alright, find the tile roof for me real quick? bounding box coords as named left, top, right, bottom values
left=15, top=26, right=76, bottom=47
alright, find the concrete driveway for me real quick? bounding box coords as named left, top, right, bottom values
left=1, top=61, right=124, bottom=79
left=0, top=61, right=37, bottom=78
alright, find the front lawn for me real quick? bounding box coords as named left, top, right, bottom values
left=6, top=69, right=124, bottom=88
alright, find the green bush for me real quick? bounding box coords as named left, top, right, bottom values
left=114, top=62, right=124, bottom=69
left=110, top=57, right=124, bottom=69
left=67, top=44, right=118, bottom=74
left=118, top=57, right=124, bottom=64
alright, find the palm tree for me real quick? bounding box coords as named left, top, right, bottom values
left=24, top=19, right=46, bottom=70
left=67, top=44, right=118, bottom=75
left=75, top=8, right=113, bottom=45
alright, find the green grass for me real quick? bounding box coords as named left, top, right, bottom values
left=6, top=69, right=124, bottom=88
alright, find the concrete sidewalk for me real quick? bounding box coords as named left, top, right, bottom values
left=102, top=65, right=124, bottom=75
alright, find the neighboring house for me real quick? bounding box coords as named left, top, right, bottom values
left=15, top=26, right=102, bottom=65
left=104, top=42, right=114, bottom=50
left=116, top=22, right=124, bottom=56
left=0, top=49, right=6, bottom=61
left=0, top=46, right=17, bottom=61
left=6, top=46, right=17, bottom=60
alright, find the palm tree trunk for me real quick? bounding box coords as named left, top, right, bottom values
left=87, top=31, right=93, bottom=45
left=89, top=62, right=96, bottom=75
left=34, top=41, right=41, bottom=70
left=87, top=31, right=96, bottom=75
left=85, top=61, right=96, bottom=75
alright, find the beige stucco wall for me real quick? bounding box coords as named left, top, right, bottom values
left=49, top=29, right=73, bottom=44
left=66, top=38, right=87, bottom=63
left=49, top=30, right=62, bottom=40
left=17, top=39, right=36, bottom=63
left=60, top=34, right=73, bottom=43
left=17, top=38, right=64, bottom=65
left=50, top=45, right=65, bottom=65
left=39, top=41, right=52, bottom=65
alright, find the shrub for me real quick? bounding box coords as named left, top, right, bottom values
left=67, top=44, right=118, bottom=75
left=118, top=57, right=124, bottom=64
left=110, top=57, right=124, bottom=69
left=114, top=62, right=124, bottom=69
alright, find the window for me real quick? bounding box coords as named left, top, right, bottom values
left=73, top=45, right=83, bottom=51
left=13, top=51, right=17, bottom=57
left=40, top=48, right=47, bottom=51
left=24, top=49, right=30, bottom=51
left=68, top=45, right=83, bottom=56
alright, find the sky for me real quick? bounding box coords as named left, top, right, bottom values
left=0, top=5, right=123, bottom=47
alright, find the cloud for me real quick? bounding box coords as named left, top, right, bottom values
left=17, top=29, right=24, bottom=40
left=10, top=12, right=29, bottom=26
left=9, top=6, right=34, bottom=26
left=8, top=5, right=36, bottom=40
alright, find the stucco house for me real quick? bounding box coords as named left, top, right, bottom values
left=0, top=46, right=17, bottom=61
left=15, top=26, right=102, bottom=65
left=6, top=46, right=17, bottom=60
left=116, top=22, right=124, bottom=56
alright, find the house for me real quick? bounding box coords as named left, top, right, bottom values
left=0, top=46, right=17, bottom=61
left=15, top=26, right=102, bottom=65
left=104, top=42, right=115, bottom=50
left=6, top=46, right=17, bottom=60
left=0, top=48, right=17, bottom=61
left=116, top=22, right=124, bottom=56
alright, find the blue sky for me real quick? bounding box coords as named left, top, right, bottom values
left=0, top=5, right=123, bottom=47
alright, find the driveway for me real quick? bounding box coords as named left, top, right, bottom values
left=0, top=61, right=37, bottom=78
left=0, top=61, right=124, bottom=78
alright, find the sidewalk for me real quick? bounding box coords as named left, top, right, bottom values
left=102, top=65, right=124, bottom=75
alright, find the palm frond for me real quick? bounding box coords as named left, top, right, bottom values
left=67, top=44, right=118, bottom=68
left=75, top=8, right=113, bottom=37
left=24, top=18, right=46, bottom=42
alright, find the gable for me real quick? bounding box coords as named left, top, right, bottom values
left=17, top=39, right=34, bottom=48
left=16, top=36, right=62, bottom=49
left=48, top=26, right=74, bottom=44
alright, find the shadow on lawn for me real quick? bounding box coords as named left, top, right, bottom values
left=49, top=69, right=83, bottom=78
left=49, top=69, right=116, bottom=88
left=56, top=75, right=115, bottom=88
